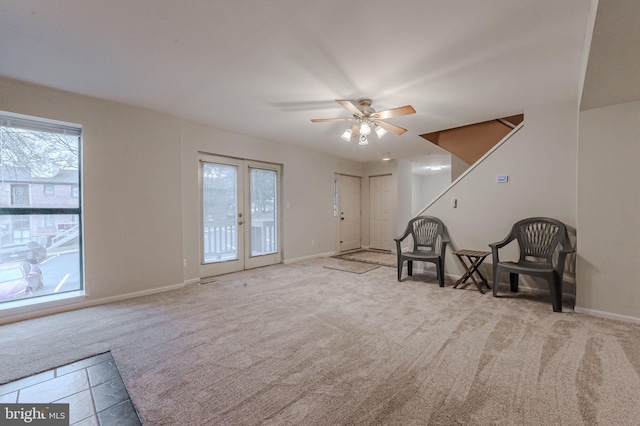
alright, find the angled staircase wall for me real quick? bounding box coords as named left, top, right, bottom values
left=415, top=102, right=578, bottom=293
left=421, top=115, right=523, bottom=166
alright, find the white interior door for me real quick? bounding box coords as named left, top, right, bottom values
left=338, top=174, right=361, bottom=252
left=199, top=154, right=281, bottom=277
left=370, top=174, right=393, bottom=251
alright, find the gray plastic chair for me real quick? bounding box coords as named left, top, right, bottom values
left=489, top=217, right=574, bottom=312
left=395, top=216, right=449, bottom=287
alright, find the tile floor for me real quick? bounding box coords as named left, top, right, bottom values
left=0, top=352, right=141, bottom=425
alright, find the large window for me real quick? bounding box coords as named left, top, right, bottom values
left=0, top=111, right=83, bottom=305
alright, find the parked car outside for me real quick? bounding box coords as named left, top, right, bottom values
left=0, top=241, right=47, bottom=264
left=0, top=261, right=43, bottom=300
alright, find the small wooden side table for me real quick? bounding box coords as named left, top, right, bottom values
left=452, top=250, right=491, bottom=294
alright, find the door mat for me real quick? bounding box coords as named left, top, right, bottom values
left=332, top=249, right=396, bottom=268
left=323, top=259, right=380, bottom=274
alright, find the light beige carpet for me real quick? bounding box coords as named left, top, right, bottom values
left=1, top=258, right=639, bottom=425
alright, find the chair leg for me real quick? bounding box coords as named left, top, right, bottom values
left=493, top=266, right=499, bottom=297
left=510, top=273, right=519, bottom=292
left=407, top=260, right=413, bottom=276
left=437, top=260, right=445, bottom=287
left=397, top=259, right=403, bottom=281
left=549, top=276, right=563, bottom=312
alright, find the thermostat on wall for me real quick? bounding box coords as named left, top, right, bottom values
left=496, top=175, right=509, bottom=183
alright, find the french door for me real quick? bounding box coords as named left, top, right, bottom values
left=199, top=154, right=281, bottom=277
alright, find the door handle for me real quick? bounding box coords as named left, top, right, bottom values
left=238, top=221, right=244, bottom=225
left=341, top=217, right=345, bottom=221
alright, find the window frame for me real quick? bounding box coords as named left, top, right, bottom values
left=0, top=110, right=84, bottom=310
left=11, top=184, right=30, bottom=206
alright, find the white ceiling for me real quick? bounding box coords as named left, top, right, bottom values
left=0, top=1, right=593, bottom=163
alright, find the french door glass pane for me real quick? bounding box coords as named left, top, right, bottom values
left=0, top=214, right=81, bottom=302
left=250, top=168, right=277, bottom=257
left=202, top=163, right=238, bottom=263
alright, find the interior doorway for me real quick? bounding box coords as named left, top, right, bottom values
left=369, top=174, right=393, bottom=251
left=199, top=153, right=282, bottom=277
left=336, top=174, right=361, bottom=252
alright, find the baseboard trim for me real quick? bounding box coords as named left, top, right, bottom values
left=439, top=269, right=575, bottom=298
left=0, top=281, right=188, bottom=325
left=490, top=281, right=575, bottom=299
left=574, top=306, right=640, bottom=324
left=284, top=252, right=334, bottom=264
left=87, top=282, right=187, bottom=306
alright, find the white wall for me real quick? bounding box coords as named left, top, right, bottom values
left=421, top=101, right=578, bottom=291
left=412, top=172, right=451, bottom=215
left=0, top=76, right=185, bottom=302
left=451, top=155, right=469, bottom=181
left=0, top=76, right=363, bottom=314
left=576, top=100, right=640, bottom=320
left=411, top=175, right=423, bottom=215
left=396, top=159, right=414, bottom=236
left=180, top=120, right=362, bottom=282
left=12, top=74, right=635, bottom=323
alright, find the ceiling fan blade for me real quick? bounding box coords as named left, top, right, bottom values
left=375, top=120, right=407, bottom=136
left=310, top=117, right=353, bottom=123
left=336, top=100, right=364, bottom=117
left=374, top=105, right=416, bottom=119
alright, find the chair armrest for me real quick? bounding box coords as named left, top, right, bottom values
left=440, top=233, right=450, bottom=252
left=556, top=248, right=574, bottom=281
left=395, top=238, right=402, bottom=256
left=559, top=235, right=576, bottom=254
left=435, top=234, right=449, bottom=255
left=489, top=229, right=515, bottom=250
left=394, top=223, right=413, bottom=243
left=489, top=228, right=515, bottom=265
left=557, top=239, right=575, bottom=260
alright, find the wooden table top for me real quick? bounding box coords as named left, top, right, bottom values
left=452, top=249, right=490, bottom=257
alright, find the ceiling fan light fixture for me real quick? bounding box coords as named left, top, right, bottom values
left=340, top=128, right=352, bottom=142
left=360, top=121, right=371, bottom=136
left=311, top=99, right=416, bottom=146
left=374, top=125, right=387, bottom=139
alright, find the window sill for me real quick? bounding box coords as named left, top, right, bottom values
left=0, top=291, right=86, bottom=320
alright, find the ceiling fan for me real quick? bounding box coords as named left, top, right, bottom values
left=311, top=99, right=416, bottom=144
